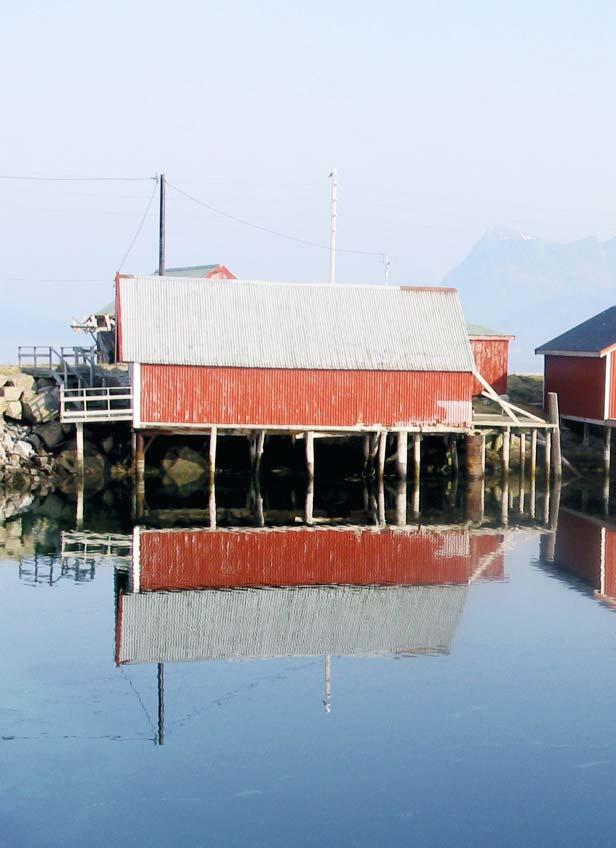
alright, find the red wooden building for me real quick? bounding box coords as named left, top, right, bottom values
left=467, top=323, right=514, bottom=396
left=536, top=306, right=616, bottom=425
left=115, top=275, right=478, bottom=433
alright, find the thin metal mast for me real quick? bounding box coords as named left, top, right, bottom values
left=328, top=168, right=337, bottom=284
left=158, top=173, right=166, bottom=276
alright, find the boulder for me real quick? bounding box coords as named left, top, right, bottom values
left=34, top=421, right=66, bottom=450
left=0, top=385, right=23, bottom=402
left=21, top=387, right=59, bottom=424
left=3, top=373, right=35, bottom=393
left=5, top=401, right=23, bottom=421
left=11, top=440, right=35, bottom=461
left=56, top=446, right=110, bottom=478
left=99, top=433, right=114, bottom=455
left=161, top=445, right=209, bottom=486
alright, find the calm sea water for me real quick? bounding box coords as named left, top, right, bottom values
left=2, top=478, right=616, bottom=847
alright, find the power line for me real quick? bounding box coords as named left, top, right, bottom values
left=0, top=174, right=157, bottom=182
left=167, top=180, right=386, bottom=259
left=118, top=178, right=159, bottom=271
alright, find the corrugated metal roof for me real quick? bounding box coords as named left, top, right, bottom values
left=117, top=583, right=467, bottom=664
left=536, top=306, right=616, bottom=354
left=149, top=264, right=220, bottom=277
left=118, top=276, right=475, bottom=371
left=467, top=322, right=512, bottom=338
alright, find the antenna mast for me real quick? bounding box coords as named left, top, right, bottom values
left=158, top=173, right=166, bottom=276
left=328, top=168, right=337, bottom=284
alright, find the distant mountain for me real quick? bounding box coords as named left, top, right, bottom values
left=443, top=227, right=616, bottom=371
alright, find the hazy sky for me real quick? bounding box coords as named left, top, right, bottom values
left=2, top=0, right=616, bottom=360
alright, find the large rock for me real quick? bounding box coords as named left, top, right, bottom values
left=11, top=440, right=35, bottom=461
left=34, top=420, right=66, bottom=450
left=161, top=445, right=209, bottom=486
left=0, top=385, right=23, bottom=402
left=5, top=400, right=23, bottom=420
left=56, top=445, right=110, bottom=478
left=0, top=372, right=35, bottom=393
left=22, top=387, right=59, bottom=424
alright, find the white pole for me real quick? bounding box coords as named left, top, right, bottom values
left=384, top=254, right=390, bottom=284
left=329, top=168, right=337, bottom=284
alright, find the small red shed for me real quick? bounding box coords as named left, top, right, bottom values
left=536, top=306, right=616, bottom=424
left=467, top=323, right=514, bottom=396
left=116, top=276, right=478, bottom=432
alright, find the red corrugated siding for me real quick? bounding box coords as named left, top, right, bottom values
left=545, top=354, right=606, bottom=421
left=609, top=352, right=616, bottom=419
left=140, top=365, right=473, bottom=428
left=553, top=511, right=602, bottom=588
left=470, top=533, right=505, bottom=579
left=470, top=339, right=509, bottom=396
left=138, top=527, right=490, bottom=590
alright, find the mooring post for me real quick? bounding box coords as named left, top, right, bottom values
left=396, top=430, right=408, bottom=479
left=502, top=428, right=511, bottom=478
left=604, top=426, right=612, bottom=477
left=547, top=392, right=562, bottom=479
left=377, top=431, right=387, bottom=480
left=76, top=423, right=85, bottom=475
left=412, top=433, right=421, bottom=482
left=305, top=431, right=315, bottom=480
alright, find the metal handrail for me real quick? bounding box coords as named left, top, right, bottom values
left=18, top=345, right=101, bottom=389
left=60, top=385, right=133, bottom=423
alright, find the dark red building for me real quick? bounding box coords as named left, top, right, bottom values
left=467, top=323, right=514, bottom=396
left=536, top=306, right=616, bottom=424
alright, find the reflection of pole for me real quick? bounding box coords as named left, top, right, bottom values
left=157, top=663, right=165, bottom=746
left=76, top=477, right=84, bottom=529
left=395, top=479, right=407, bottom=526
left=377, top=478, right=385, bottom=525
left=305, top=478, right=314, bottom=525
left=209, top=477, right=216, bottom=529
left=324, top=654, right=332, bottom=713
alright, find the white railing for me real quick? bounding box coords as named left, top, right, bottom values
left=60, top=386, right=133, bottom=423
left=18, top=345, right=101, bottom=388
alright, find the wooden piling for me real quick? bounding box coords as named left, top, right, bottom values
left=209, top=426, right=217, bottom=480
left=519, top=432, right=526, bottom=472
left=604, top=426, right=612, bottom=476
left=530, top=429, right=537, bottom=478
left=547, top=393, right=562, bottom=479
left=305, top=431, right=315, bottom=479
left=76, top=423, right=84, bottom=475
left=377, top=478, right=385, bottom=525
left=545, top=429, right=552, bottom=480
left=583, top=422, right=590, bottom=446
left=501, top=478, right=509, bottom=526
left=412, top=478, right=420, bottom=517
left=396, top=430, right=408, bottom=479
left=362, top=434, right=370, bottom=474
left=249, top=430, right=265, bottom=476
left=305, top=478, right=314, bottom=525
left=450, top=436, right=459, bottom=475
left=413, top=433, right=421, bottom=482
left=208, top=478, right=216, bottom=529
left=465, top=432, right=485, bottom=479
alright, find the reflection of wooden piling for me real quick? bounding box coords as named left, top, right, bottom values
left=324, top=654, right=332, bottom=714
left=157, top=663, right=165, bottom=746
left=377, top=431, right=387, bottom=480
left=209, top=426, right=217, bottom=480
left=530, top=472, right=536, bottom=518
left=583, top=422, right=590, bottom=446
left=305, top=478, right=314, bottom=525
left=465, top=432, right=485, bottom=479
left=305, top=431, right=315, bottom=480
left=362, top=434, right=370, bottom=474
left=135, top=431, right=145, bottom=521
left=603, top=473, right=610, bottom=517
left=249, top=430, right=265, bottom=476
left=395, top=480, right=407, bottom=526
left=502, top=428, right=510, bottom=478
left=76, top=479, right=84, bottom=529
left=547, top=393, right=562, bottom=479
left=450, top=436, right=459, bottom=475
left=412, top=478, right=420, bottom=517
left=377, top=479, right=385, bottom=525
left=396, top=430, right=408, bottom=479
left=465, top=478, right=484, bottom=524
left=501, top=478, right=509, bottom=526
left=208, top=478, right=216, bottom=529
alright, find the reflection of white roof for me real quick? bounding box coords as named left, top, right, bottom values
left=117, top=584, right=468, bottom=664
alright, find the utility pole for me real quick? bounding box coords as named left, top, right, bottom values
left=328, top=168, right=337, bottom=284
left=157, top=662, right=165, bottom=745
left=158, top=173, right=166, bottom=276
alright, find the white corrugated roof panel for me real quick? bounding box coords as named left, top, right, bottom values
left=117, top=276, right=475, bottom=372
left=117, top=583, right=468, bottom=664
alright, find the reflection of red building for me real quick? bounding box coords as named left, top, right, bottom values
left=117, top=526, right=506, bottom=665
left=542, top=508, right=616, bottom=603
